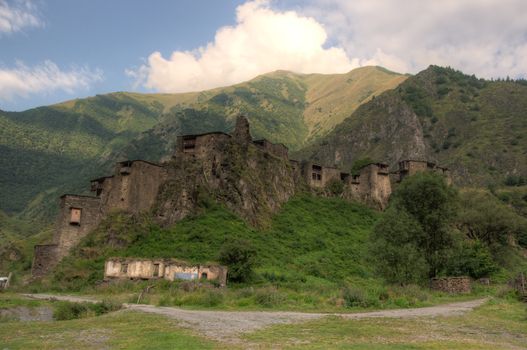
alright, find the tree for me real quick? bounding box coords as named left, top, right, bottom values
left=369, top=207, right=428, bottom=284
left=218, top=239, right=257, bottom=283
left=445, top=239, right=497, bottom=279
left=457, top=190, right=527, bottom=249
left=369, top=172, right=458, bottom=283
left=392, top=172, right=458, bottom=277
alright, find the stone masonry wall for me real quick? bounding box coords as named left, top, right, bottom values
left=98, top=161, right=167, bottom=214
left=53, top=195, right=102, bottom=259
left=301, top=162, right=342, bottom=189
left=430, top=276, right=471, bottom=293
left=345, top=164, right=392, bottom=209
left=104, top=258, right=228, bottom=286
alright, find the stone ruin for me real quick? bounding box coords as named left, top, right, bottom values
left=32, top=160, right=168, bottom=278
left=104, top=258, right=228, bottom=287
left=430, top=276, right=472, bottom=294
left=31, top=115, right=450, bottom=278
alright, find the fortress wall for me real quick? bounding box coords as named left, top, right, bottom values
left=344, top=164, right=392, bottom=209
left=99, top=161, right=167, bottom=214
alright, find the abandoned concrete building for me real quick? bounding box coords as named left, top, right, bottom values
left=31, top=115, right=450, bottom=278
left=104, top=258, right=228, bottom=287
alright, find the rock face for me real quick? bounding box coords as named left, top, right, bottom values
left=301, top=94, right=428, bottom=171
left=156, top=119, right=299, bottom=226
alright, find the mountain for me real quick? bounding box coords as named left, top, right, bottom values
left=0, top=66, right=404, bottom=218
left=298, top=66, right=527, bottom=186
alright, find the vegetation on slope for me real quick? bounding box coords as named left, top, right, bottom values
left=51, top=194, right=378, bottom=291
left=370, top=173, right=527, bottom=287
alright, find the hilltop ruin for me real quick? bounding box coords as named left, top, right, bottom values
left=31, top=116, right=449, bottom=277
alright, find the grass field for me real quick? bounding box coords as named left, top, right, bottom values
left=1, top=294, right=525, bottom=349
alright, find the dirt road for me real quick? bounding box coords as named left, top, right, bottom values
left=23, top=294, right=488, bottom=342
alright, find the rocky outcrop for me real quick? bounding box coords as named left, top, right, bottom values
left=155, top=133, right=299, bottom=227
left=301, top=93, right=428, bottom=171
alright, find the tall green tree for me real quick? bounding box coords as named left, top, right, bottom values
left=393, top=172, right=458, bottom=277
left=457, top=190, right=525, bottom=247
left=369, top=172, right=458, bottom=282
left=369, top=208, right=428, bottom=284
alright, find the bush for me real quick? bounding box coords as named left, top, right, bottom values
left=504, top=175, right=527, bottom=187
left=445, top=240, right=497, bottom=279
left=53, top=300, right=121, bottom=321
left=53, top=302, right=89, bottom=321
left=254, top=287, right=286, bottom=307
left=342, top=286, right=366, bottom=307
left=199, top=289, right=224, bottom=307
left=326, top=179, right=344, bottom=196
left=369, top=208, right=429, bottom=284
left=219, top=239, right=257, bottom=283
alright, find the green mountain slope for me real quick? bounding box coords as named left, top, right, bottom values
left=0, top=66, right=403, bottom=218
left=0, top=94, right=165, bottom=215
left=299, top=66, right=527, bottom=186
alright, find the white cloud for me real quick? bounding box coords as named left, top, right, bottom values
left=130, top=0, right=356, bottom=93
left=0, top=0, right=43, bottom=34
left=302, top=0, right=527, bottom=78
left=0, top=60, right=103, bottom=100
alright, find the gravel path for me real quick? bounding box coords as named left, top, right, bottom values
left=23, top=294, right=488, bottom=342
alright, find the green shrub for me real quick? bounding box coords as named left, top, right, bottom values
left=198, top=289, right=224, bottom=307
left=445, top=240, right=497, bottom=279
left=254, top=287, right=286, bottom=307
left=342, top=286, right=369, bottom=308
left=53, top=302, right=89, bottom=321
left=53, top=300, right=121, bottom=321
left=219, top=239, right=257, bottom=283
left=326, top=179, right=344, bottom=196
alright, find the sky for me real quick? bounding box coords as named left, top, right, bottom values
left=1, top=0, right=526, bottom=111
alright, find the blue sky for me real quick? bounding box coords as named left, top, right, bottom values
left=1, top=0, right=526, bottom=111
left=1, top=0, right=245, bottom=110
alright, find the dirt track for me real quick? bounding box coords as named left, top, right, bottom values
left=23, top=294, right=488, bottom=342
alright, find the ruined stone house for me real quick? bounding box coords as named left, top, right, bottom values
left=31, top=115, right=450, bottom=278
left=104, top=258, right=228, bottom=287
left=32, top=160, right=167, bottom=278
left=396, top=159, right=451, bottom=184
